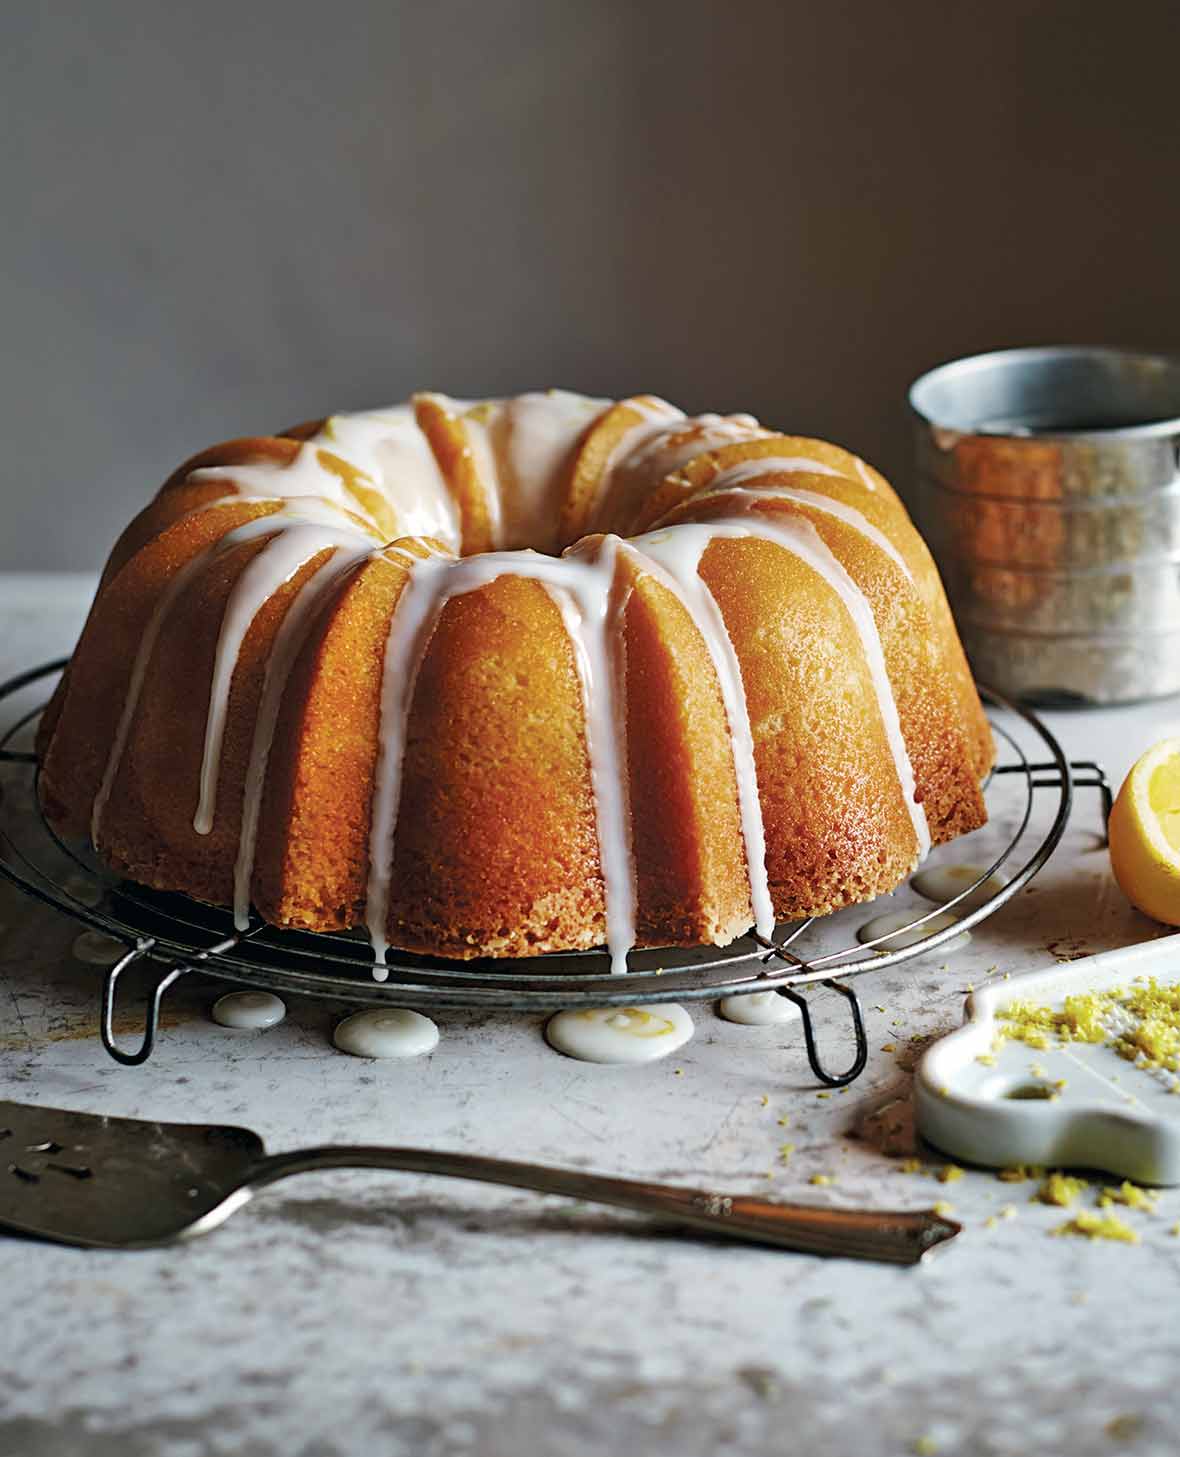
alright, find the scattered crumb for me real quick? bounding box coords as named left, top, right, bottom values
left=779, top=1142, right=795, bottom=1162
left=1033, top=1172, right=1089, bottom=1207
left=1170, top=1222, right=1180, bottom=1237
left=965, top=983, right=975, bottom=992
left=932, top=1201, right=955, bottom=1217
left=937, top=1165, right=964, bottom=1184
left=913, top=1436, right=938, bottom=1456
left=777, top=1115, right=790, bottom=1128
left=976, top=1053, right=997, bottom=1066
left=1052, top=1210, right=1139, bottom=1243
left=809, top=1173, right=833, bottom=1186
left=673, top=1067, right=683, bottom=1076
left=1105, top=1413, right=1145, bottom=1443
left=816, top=1091, right=831, bottom=1100
left=737, top=1366, right=781, bottom=1401
left=881, top=1043, right=896, bottom=1053
left=874, top=1004, right=886, bottom=1013
left=998, top=1165, right=1041, bottom=1183
left=1030, top=1062, right=1047, bottom=1077
left=759, top=1094, right=769, bottom=1107
left=898, top=1158, right=923, bottom=1175
left=1097, top=1181, right=1159, bottom=1214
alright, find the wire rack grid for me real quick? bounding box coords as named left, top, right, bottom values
left=0, top=660, right=1108, bottom=1084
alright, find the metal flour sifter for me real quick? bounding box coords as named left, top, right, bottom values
left=910, top=346, right=1180, bottom=704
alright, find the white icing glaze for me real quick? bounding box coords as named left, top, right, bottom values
left=629, top=526, right=775, bottom=939
left=367, top=537, right=635, bottom=975
left=317, top=408, right=460, bottom=548
left=502, top=391, right=609, bottom=552
left=596, top=397, right=687, bottom=499
left=93, top=503, right=368, bottom=846
left=417, top=395, right=508, bottom=547
left=912, top=863, right=1008, bottom=914
left=542, top=540, right=634, bottom=974
left=232, top=547, right=372, bottom=928
left=618, top=412, right=770, bottom=487
left=333, top=1007, right=440, bottom=1059
left=364, top=552, right=452, bottom=975
left=544, top=1003, right=694, bottom=1064
left=194, top=521, right=372, bottom=835
left=631, top=511, right=929, bottom=929
left=91, top=516, right=276, bottom=844
left=190, top=407, right=464, bottom=549
left=689, top=459, right=912, bottom=578
left=71, top=930, right=127, bottom=965
left=190, top=446, right=382, bottom=531
left=661, top=517, right=927, bottom=859
left=594, top=404, right=771, bottom=533
left=718, top=990, right=802, bottom=1025
left=211, top=990, right=287, bottom=1029
left=857, top=908, right=970, bottom=953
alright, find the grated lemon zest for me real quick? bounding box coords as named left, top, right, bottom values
left=1097, top=1180, right=1159, bottom=1214
left=1052, top=1210, right=1139, bottom=1243
left=1033, top=1172, right=1089, bottom=1207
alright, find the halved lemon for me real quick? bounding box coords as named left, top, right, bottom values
left=1108, top=738, right=1180, bottom=925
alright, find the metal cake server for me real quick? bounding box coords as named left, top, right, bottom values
left=0, top=1099, right=959, bottom=1264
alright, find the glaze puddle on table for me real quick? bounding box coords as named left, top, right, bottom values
left=333, top=1008, right=440, bottom=1059
left=545, top=1004, right=694, bottom=1064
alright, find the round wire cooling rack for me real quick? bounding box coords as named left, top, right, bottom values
left=0, top=660, right=1110, bottom=1085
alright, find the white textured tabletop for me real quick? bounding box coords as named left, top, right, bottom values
left=3, top=572, right=1180, bottom=1457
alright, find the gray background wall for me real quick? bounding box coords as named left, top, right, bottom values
left=3, top=0, right=1179, bottom=571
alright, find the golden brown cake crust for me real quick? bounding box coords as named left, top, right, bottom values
left=38, top=392, right=993, bottom=965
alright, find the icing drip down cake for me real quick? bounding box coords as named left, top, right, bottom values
left=37, top=391, right=993, bottom=975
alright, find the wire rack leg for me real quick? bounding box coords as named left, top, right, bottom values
left=777, top=981, right=869, bottom=1088
left=101, top=945, right=188, bottom=1066
left=752, top=935, right=869, bottom=1087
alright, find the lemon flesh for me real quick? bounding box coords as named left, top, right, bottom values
left=1149, top=757, right=1180, bottom=854
left=1109, top=738, right=1180, bottom=926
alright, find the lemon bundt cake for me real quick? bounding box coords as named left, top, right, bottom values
left=37, top=391, right=993, bottom=975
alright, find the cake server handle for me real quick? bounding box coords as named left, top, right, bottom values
left=227, top=1146, right=960, bottom=1265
